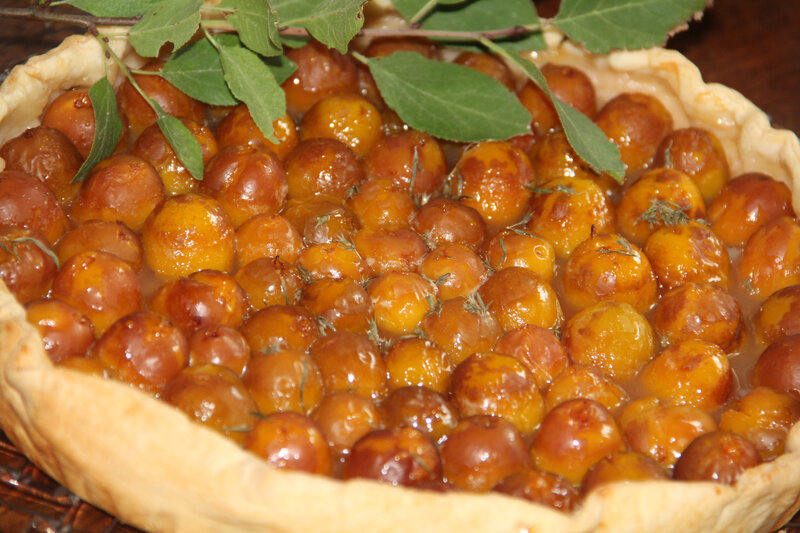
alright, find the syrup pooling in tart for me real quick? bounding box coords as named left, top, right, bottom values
left=2, top=35, right=800, bottom=514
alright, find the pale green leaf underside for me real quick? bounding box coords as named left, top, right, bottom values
left=155, top=105, right=205, bottom=180
left=72, top=77, right=123, bottom=183
left=65, top=0, right=161, bottom=17
left=219, top=43, right=285, bottom=143
left=271, top=0, right=367, bottom=53
left=128, top=0, right=203, bottom=57
left=368, top=52, right=530, bottom=143
left=219, top=0, right=282, bottom=57
left=554, top=0, right=708, bottom=53
left=162, top=38, right=238, bottom=106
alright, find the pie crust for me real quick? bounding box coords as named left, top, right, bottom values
left=1, top=24, right=800, bottom=533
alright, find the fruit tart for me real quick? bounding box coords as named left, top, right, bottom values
left=0, top=5, right=800, bottom=533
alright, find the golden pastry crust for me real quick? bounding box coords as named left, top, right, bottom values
left=1, top=26, right=800, bottom=533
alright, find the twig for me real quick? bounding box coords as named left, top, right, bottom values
left=0, top=7, right=139, bottom=29
left=0, top=6, right=537, bottom=42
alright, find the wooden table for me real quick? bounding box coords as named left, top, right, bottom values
left=0, top=1, right=798, bottom=532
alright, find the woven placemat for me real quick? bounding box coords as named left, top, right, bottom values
left=0, top=431, right=140, bottom=533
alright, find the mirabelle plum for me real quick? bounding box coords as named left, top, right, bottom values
left=363, top=130, right=448, bottom=197
left=243, top=348, right=324, bottom=415
left=594, top=92, right=673, bottom=178
left=453, top=141, right=536, bottom=232
left=654, top=127, right=730, bottom=203
left=215, top=105, right=298, bottom=159
left=300, top=93, right=384, bottom=158
left=562, top=232, right=658, bottom=313
left=243, top=411, right=332, bottom=475
left=440, top=415, right=530, bottom=492
left=51, top=251, right=142, bottom=335
left=200, top=144, right=288, bottom=227
left=562, top=301, right=656, bottom=382
left=529, top=399, right=626, bottom=485
left=0, top=125, right=82, bottom=204
left=141, top=194, right=235, bottom=280
left=342, top=427, right=441, bottom=487
left=639, top=339, right=734, bottom=411
left=69, top=154, right=164, bottom=232
left=0, top=170, right=69, bottom=245
left=450, top=352, right=545, bottom=435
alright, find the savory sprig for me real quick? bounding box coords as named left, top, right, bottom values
left=7, top=0, right=708, bottom=184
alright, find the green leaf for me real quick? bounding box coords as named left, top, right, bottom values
left=218, top=41, right=285, bottom=143
left=481, top=38, right=624, bottom=181
left=154, top=105, right=204, bottom=180
left=72, top=77, right=123, bottom=183
left=280, top=34, right=312, bottom=49
left=270, top=0, right=367, bottom=53
left=262, top=54, right=298, bottom=85
left=368, top=52, right=530, bottom=143
left=554, top=0, right=708, bottom=53
left=398, top=0, right=546, bottom=53
left=554, top=98, right=624, bottom=181
left=128, top=0, right=203, bottom=58
left=219, top=0, right=282, bottom=57
left=65, top=0, right=161, bottom=17
left=216, top=33, right=296, bottom=82
left=391, top=0, right=470, bottom=24
left=391, top=0, right=475, bottom=22
left=162, top=38, right=238, bottom=106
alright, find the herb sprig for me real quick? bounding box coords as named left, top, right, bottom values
left=5, top=0, right=707, bottom=183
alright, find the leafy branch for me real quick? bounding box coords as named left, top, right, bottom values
left=3, top=0, right=709, bottom=183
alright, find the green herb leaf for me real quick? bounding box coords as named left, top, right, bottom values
left=368, top=52, right=530, bottom=143
left=271, top=0, right=367, bottom=53
left=598, top=236, right=636, bottom=257
left=219, top=0, right=282, bottom=57
left=154, top=105, right=204, bottom=180
left=554, top=0, right=708, bottom=54
left=72, top=77, right=123, bottom=183
left=396, top=0, right=545, bottom=53
left=526, top=183, right=578, bottom=195
left=65, top=0, right=161, bottom=17
left=481, top=39, right=624, bottom=181
left=638, top=198, right=690, bottom=228
left=128, top=0, right=203, bottom=58
left=463, top=292, right=490, bottom=318
left=218, top=40, right=285, bottom=143
left=162, top=38, right=238, bottom=106
left=11, top=237, right=60, bottom=268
